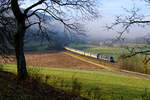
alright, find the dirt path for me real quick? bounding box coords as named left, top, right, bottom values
left=64, top=52, right=113, bottom=71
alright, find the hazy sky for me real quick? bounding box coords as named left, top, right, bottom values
left=86, top=0, right=150, bottom=39
left=88, top=0, right=150, bottom=38
left=22, top=0, right=150, bottom=39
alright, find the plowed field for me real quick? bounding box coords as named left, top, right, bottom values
left=2, top=52, right=103, bottom=70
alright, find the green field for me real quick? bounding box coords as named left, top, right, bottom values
left=3, top=64, right=150, bottom=100
left=24, top=41, right=50, bottom=51
left=69, top=44, right=130, bottom=61
left=68, top=43, right=150, bottom=61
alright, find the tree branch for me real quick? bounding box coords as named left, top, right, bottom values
left=24, top=0, right=46, bottom=15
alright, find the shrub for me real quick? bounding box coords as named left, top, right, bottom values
left=118, top=55, right=150, bottom=74
left=0, top=64, right=4, bottom=71
left=71, top=77, right=82, bottom=95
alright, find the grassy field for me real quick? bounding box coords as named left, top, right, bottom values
left=24, top=41, right=49, bottom=51
left=68, top=43, right=150, bottom=61
left=84, top=47, right=128, bottom=61
left=69, top=44, right=130, bottom=61
left=3, top=64, right=150, bottom=100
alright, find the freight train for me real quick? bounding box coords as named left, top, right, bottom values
left=65, top=47, right=114, bottom=62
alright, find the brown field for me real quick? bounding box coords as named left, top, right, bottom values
left=1, top=51, right=104, bottom=70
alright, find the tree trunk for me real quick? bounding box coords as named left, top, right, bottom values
left=11, top=0, right=28, bottom=80
left=14, top=22, right=27, bottom=80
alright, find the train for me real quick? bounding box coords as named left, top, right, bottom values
left=65, top=47, right=114, bottom=63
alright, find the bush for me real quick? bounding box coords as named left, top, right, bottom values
left=118, top=55, right=150, bottom=74
left=0, top=64, right=4, bottom=71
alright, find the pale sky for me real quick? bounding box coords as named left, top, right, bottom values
left=22, top=0, right=150, bottom=39
left=85, top=0, right=150, bottom=39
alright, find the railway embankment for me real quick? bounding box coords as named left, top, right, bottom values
left=65, top=51, right=150, bottom=80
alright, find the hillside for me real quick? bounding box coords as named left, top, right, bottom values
left=0, top=69, right=87, bottom=100
left=2, top=64, right=150, bottom=100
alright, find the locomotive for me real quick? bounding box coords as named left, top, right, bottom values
left=65, top=47, right=114, bottom=63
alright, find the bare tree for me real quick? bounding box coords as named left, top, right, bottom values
left=0, top=0, right=15, bottom=61
left=0, top=0, right=99, bottom=80
left=106, top=2, right=150, bottom=63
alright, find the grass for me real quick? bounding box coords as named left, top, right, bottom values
left=68, top=43, right=150, bottom=61
left=68, top=44, right=129, bottom=61
left=68, top=43, right=97, bottom=50
left=24, top=41, right=49, bottom=47
left=84, top=47, right=128, bottom=61
left=0, top=65, right=87, bottom=100
left=24, top=41, right=49, bottom=51
left=2, top=64, right=150, bottom=100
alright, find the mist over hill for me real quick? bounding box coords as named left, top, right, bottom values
left=23, top=9, right=88, bottom=50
